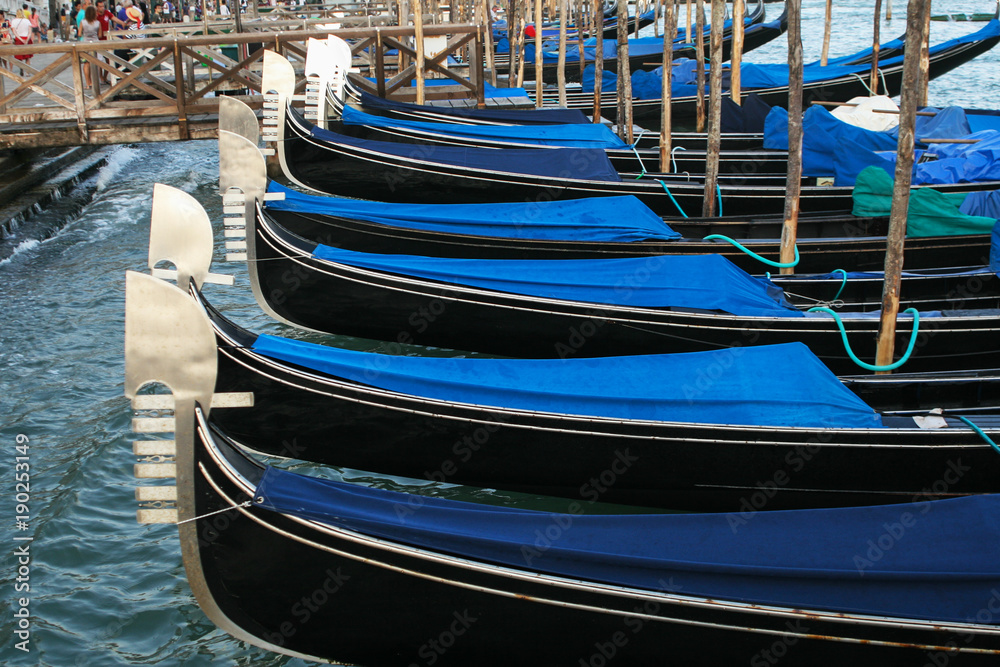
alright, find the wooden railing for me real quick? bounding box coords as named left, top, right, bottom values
left=0, top=22, right=484, bottom=148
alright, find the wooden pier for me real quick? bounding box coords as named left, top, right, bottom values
left=0, top=20, right=486, bottom=150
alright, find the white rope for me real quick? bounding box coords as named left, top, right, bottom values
left=176, top=500, right=252, bottom=525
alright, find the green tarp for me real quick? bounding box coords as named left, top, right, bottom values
left=851, top=166, right=997, bottom=237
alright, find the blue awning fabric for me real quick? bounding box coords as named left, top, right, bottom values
left=251, top=338, right=880, bottom=428
left=359, top=91, right=590, bottom=125
left=309, top=123, right=623, bottom=182
left=309, top=245, right=803, bottom=316
left=589, top=20, right=1000, bottom=97
left=340, top=104, right=627, bottom=149
left=266, top=182, right=679, bottom=243
left=253, top=472, right=1000, bottom=624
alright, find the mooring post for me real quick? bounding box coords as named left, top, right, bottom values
left=534, top=0, right=543, bottom=106
left=875, top=0, right=929, bottom=371
left=919, top=2, right=931, bottom=107
left=779, top=0, right=803, bottom=274
left=659, top=0, right=676, bottom=172
left=557, top=0, right=567, bottom=106
left=577, top=0, right=586, bottom=81
left=593, top=0, right=603, bottom=121
left=702, top=0, right=724, bottom=216
left=616, top=0, right=633, bottom=141
left=820, top=0, right=832, bottom=66
left=694, top=0, right=705, bottom=132
left=482, top=0, right=497, bottom=87
left=886, top=0, right=893, bottom=21
left=870, top=0, right=883, bottom=94
left=516, top=0, right=527, bottom=87
left=414, top=0, right=426, bottom=104
left=685, top=0, right=692, bottom=43
left=730, top=0, right=744, bottom=103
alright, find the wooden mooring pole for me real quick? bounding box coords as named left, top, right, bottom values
left=875, top=0, right=931, bottom=371
left=535, top=0, right=544, bottom=106
left=919, top=2, right=931, bottom=107
left=415, top=0, right=426, bottom=105
left=702, top=0, right=724, bottom=216
left=779, top=0, right=802, bottom=274
left=616, top=0, right=633, bottom=142
left=593, top=0, right=604, bottom=121
left=660, top=0, right=676, bottom=172
left=731, top=0, right=744, bottom=103
left=694, top=0, right=706, bottom=132
left=820, top=0, right=832, bottom=66
left=557, top=0, right=568, bottom=106
left=685, top=0, right=692, bottom=43
left=870, top=0, right=883, bottom=94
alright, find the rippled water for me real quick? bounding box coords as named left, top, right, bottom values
left=1, top=1, right=997, bottom=664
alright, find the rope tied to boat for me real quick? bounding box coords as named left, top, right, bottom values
left=807, top=306, right=920, bottom=372
left=175, top=500, right=253, bottom=525
left=655, top=179, right=689, bottom=218
left=831, top=268, right=849, bottom=301
left=956, top=415, right=1000, bottom=455
left=670, top=145, right=687, bottom=173
left=703, top=234, right=800, bottom=268
left=629, top=128, right=648, bottom=179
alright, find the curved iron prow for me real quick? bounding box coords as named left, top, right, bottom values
left=148, top=183, right=233, bottom=291
left=123, top=270, right=277, bottom=659
left=217, top=129, right=310, bottom=331
left=261, top=50, right=296, bottom=179
left=218, top=95, right=260, bottom=146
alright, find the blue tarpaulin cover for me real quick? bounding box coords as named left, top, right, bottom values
left=341, top=104, right=627, bottom=149
left=359, top=91, right=590, bottom=125
left=266, top=182, right=680, bottom=242
left=309, top=246, right=803, bottom=316
left=253, top=473, right=1000, bottom=623
left=250, top=339, right=878, bottom=427
left=764, top=106, right=899, bottom=178
left=584, top=21, right=1000, bottom=97
left=308, top=122, right=623, bottom=182
left=886, top=106, right=973, bottom=141
left=832, top=130, right=1000, bottom=186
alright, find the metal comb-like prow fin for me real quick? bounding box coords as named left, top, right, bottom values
left=219, top=130, right=268, bottom=204
left=305, top=38, right=336, bottom=128
left=218, top=96, right=260, bottom=146
left=148, top=183, right=232, bottom=289
left=261, top=50, right=298, bottom=179
left=124, top=271, right=217, bottom=416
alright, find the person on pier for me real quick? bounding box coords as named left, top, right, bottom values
left=78, top=4, right=102, bottom=88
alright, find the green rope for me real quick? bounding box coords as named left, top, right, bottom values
left=703, top=234, right=800, bottom=268
left=807, top=306, right=921, bottom=372
left=629, top=130, right=648, bottom=179
left=956, top=415, right=1000, bottom=455
left=656, top=180, right=689, bottom=218
left=716, top=183, right=723, bottom=217
left=832, top=269, right=848, bottom=301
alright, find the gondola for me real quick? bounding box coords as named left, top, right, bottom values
left=542, top=18, right=1000, bottom=126
left=121, top=276, right=1000, bottom=665
left=242, top=196, right=1000, bottom=373
left=493, top=1, right=778, bottom=84
left=276, top=100, right=1000, bottom=218
left=219, top=117, right=996, bottom=277
left=127, top=267, right=1000, bottom=515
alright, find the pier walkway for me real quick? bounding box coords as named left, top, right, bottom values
left=0, top=20, right=485, bottom=149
